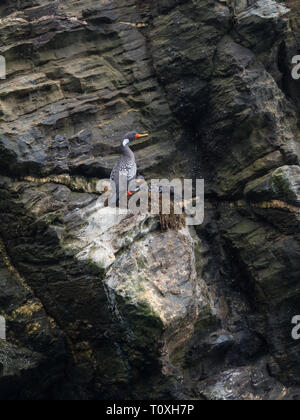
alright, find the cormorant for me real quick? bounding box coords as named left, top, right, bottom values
left=110, top=131, right=148, bottom=200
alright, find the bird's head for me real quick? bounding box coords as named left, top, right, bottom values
left=121, top=131, right=148, bottom=147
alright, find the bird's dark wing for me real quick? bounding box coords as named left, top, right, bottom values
left=110, top=158, right=137, bottom=183
left=127, top=161, right=137, bottom=181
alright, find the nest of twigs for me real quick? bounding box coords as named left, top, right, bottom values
left=147, top=191, right=186, bottom=231
left=104, top=188, right=186, bottom=231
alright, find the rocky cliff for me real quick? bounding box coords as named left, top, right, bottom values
left=0, top=0, right=300, bottom=400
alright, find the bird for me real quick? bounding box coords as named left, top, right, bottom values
left=110, top=131, right=148, bottom=202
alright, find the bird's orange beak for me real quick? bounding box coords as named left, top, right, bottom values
left=135, top=133, right=149, bottom=139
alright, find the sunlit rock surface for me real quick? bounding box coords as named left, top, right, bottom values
left=0, top=0, right=300, bottom=400
left=0, top=177, right=201, bottom=399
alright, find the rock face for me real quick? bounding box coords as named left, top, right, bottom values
left=0, top=178, right=200, bottom=399
left=0, top=0, right=300, bottom=400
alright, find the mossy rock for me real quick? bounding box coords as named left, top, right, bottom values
left=244, top=165, right=300, bottom=205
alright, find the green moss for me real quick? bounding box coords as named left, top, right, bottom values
left=85, top=260, right=106, bottom=277
left=136, top=256, right=147, bottom=269
left=271, top=171, right=293, bottom=202
left=43, top=212, right=62, bottom=225
left=121, top=299, right=164, bottom=348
